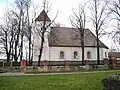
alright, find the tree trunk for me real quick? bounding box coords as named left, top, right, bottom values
left=28, top=34, right=31, bottom=66
left=20, top=34, right=23, bottom=61
left=94, top=0, right=100, bottom=65
left=27, top=3, right=31, bottom=66
left=6, top=53, right=10, bottom=67
left=11, top=42, right=14, bottom=63
left=96, top=31, right=100, bottom=65
left=31, top=43, right=33, bottom=66
left=5, top=32, right=9, bottom=66
left=26, top=51, right=28, bottom=66
left=38, top=6, right=46, bottom=66
left=38, top=35, right=44, bottom=66
left=14, top=30, right=20, bottom=66
left=14, top=9, right=22, bottom=66
left=81, top=29, right=84, bottom=65
left=11, top=31, right=14, bottom=64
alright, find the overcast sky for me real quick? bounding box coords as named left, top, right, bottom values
left=0, top=0, right=113, bottom=49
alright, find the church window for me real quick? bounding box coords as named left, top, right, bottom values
left=105, top=52, right=107, bottom=57
left=60, top=51, right=64, bottom=59
left=87, top=51, right=91, bottom=59
left=74, top=51, right=78, bottom=59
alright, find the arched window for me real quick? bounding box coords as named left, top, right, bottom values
left=60, top=51, right=64, bottom=59
left=74, top=51, right=78, bottom=59
left=105, top=52, right=107, bottom=57
left=87, top=51, right=91, bottom=59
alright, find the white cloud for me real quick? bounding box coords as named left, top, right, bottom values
left=0, top=3, right=7, bottom=23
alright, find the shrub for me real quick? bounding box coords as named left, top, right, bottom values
left=102, top=74, right=120, bottom=90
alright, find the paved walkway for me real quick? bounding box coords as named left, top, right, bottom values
left=0, top=72, right=78, bottom=76
left=0, top=70, right=120, bottom=76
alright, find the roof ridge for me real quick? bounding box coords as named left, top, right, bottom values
left=51, top=26, right=90, bottom=30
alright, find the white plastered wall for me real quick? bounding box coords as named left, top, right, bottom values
left=49, top=47, right=109, bottom=61
left=33, top=21, right=50, bottom=61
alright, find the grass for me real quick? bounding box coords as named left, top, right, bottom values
left=0, top=70, right=120, bottom=90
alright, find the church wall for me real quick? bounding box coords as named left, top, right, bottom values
left=49, top=47, right=109, bottom=61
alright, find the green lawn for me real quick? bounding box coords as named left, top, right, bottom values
left=0, top=70, right=120, bottom=90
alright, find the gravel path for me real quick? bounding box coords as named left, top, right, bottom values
left=0, top=70, right=119, bottom=76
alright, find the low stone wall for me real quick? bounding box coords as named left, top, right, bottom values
left=21, top=66, right=82, bottom=72
left=21, top=65, right=109, bottom=72
left=19, top=58, right=120, bottom=72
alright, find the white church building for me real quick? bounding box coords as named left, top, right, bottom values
left=32, top=10, right=109, bottom=66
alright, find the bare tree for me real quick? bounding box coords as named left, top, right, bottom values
left=14, top=0, right=33, bottom=66
left=110, top=0, right=120, bottom=22
left=70, top=5, right=86, bottom=65
left=0, top=20, right=13, bottom=66
left=110, top=0, right=120, bottom=51
left=26, top=0, right=32, bottom=66
left=13, top=0, right=27, bottom=66
left=89, top=0, right=110, bottom=65
left=0, top=0, right=32, bottom=67
left=34, top=0, right=57, bottom=66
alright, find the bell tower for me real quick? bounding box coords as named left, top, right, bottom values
left=33, top=10, right=51, bottom=62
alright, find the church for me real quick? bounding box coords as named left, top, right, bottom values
left=32, top=10, right=109, bottom=66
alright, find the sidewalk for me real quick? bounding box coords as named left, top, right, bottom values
left=0, top=70, right=119, bottom=76
left=0, top=72, right=25, bottom=76
left=0, top=72, right=79, bottom=76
